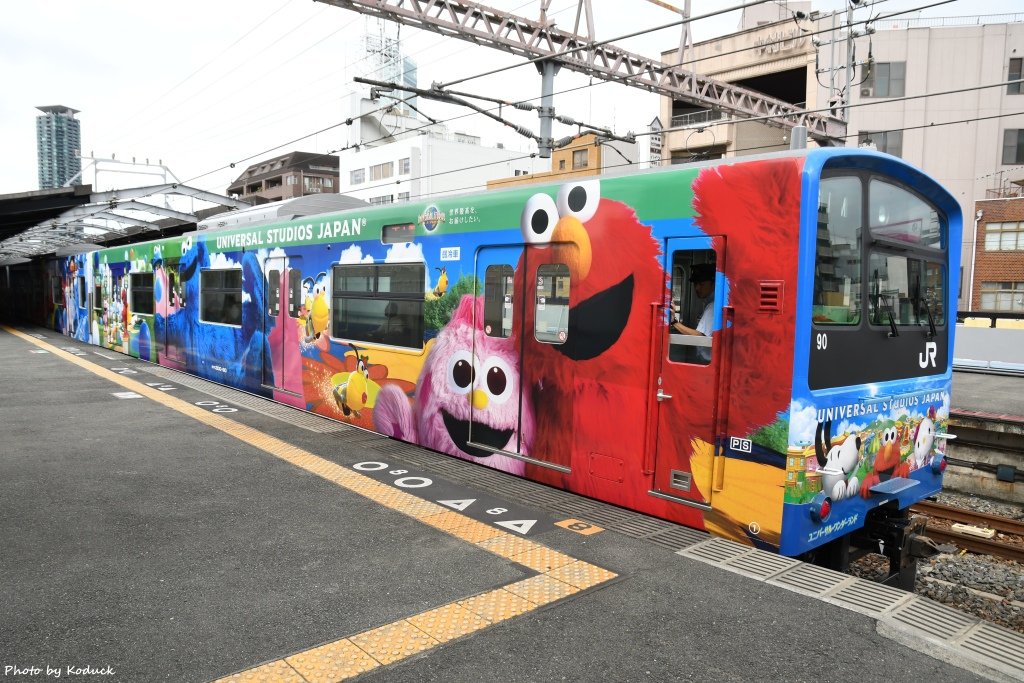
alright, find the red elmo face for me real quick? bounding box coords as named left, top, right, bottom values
left=512, top=180, right=664, bottom=476
left=513, top=179, right=664, bottom=385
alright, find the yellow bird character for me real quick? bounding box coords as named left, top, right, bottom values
left=302, top=272, right=329, bottom=343
left=432, top=266, right=449, bottom=298
left=332, top=345, right=381, bottom=418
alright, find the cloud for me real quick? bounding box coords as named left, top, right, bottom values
left=789, top=400, right=818, bottom=446
left=338, top=244, right=373, bottom=264
left=208, top=253, right=241, bottom=270
left=385, top=242, right=424, bottom=263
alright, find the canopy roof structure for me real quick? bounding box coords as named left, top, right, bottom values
left=0, top=184, right=249, bottom=266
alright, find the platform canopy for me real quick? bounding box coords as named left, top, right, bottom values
left=0, top=183, right=249, bottom=266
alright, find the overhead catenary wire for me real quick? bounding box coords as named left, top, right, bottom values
left=185, top=0, right=1009, bottom=193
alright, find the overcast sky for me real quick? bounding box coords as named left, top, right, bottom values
left=2, top=0, right=1020, bottom=197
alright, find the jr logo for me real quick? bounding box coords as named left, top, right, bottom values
left=918, top=341, right=938, bottom=368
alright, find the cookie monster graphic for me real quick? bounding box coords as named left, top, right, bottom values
left=164, top=235, right=274, bottom=396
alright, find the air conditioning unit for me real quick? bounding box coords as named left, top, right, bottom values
left=860, top=86, right=874, bottom=97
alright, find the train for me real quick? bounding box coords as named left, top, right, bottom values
left=8, top=147, right=962, bottom=586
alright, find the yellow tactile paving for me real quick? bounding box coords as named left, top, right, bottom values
left=505, top=546, right=577, bottom=573
left=420, top=510, right=477, bottom=533
left=447, top=519, right=505, bottom=544
left=546, top=560, right=619, bottom=590
left=388, top=497, right=448, bottom=519
left=458, top=589, right=538, bottom=624
left=476, top=534, right=546, bottom=560
left=503, top=574, right=581, bottom=606
left=212, top=659, right=305, bottom=683
left=349, top=620, right=439, bottom=665
left=407, top=603, right=491, bottom=643
left=284, top=638, right=379, bottom=682
left=5, top=327, right=622, bottom=680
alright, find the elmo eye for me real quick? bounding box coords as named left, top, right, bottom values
left=521, top=193, right=558, bottom=246
left=446, top=350, right=475, bottom=394
left=481, top=356, right=514, bottom=405
left=557, top=179, right=600, bottom=223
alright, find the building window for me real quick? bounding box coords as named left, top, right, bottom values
left=558, top=159, right=566, bottom=171
left=858, top=130, right=902, bottom=157
left=370, top=162, right=394, bottom=181
left=369, top=195, right=394, bottom=206
left=980, top=282, right=1024, bottom=311
left=397, top=192, right=410, bottom=201
left=324, top=178, right=334, bottom=189
left=1009, top=58, right=1022, bottom=95
left=984, top=221, right=1024, bottom=251
left=129, top=273, right=154, bottom=315
left=350, top=168, right=365, bottom=185
left=572, top=149, right=589, bottom=169
left=862, top=62, right=905, bottom=98
left=200, top=269, right=243, bottom=326
left=331, top=263, right=424, bottom=349
left=286, top=175, right=298, bottom=186
left=399, top=157, right=410, bottom=174
left=1002, top=130, right=1024, bottom=165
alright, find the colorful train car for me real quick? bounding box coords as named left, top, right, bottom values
left=38, top=148, right=962, bottom=583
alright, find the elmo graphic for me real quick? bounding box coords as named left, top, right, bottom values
left=687, top=159, right=802, bottom=433
left=512, top=179, right=665, bottom=501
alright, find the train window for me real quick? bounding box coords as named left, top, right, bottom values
left=868, top=179, right=942, bottom=249
left=129, top=273, right=155, bottom=315
left=331, top=263, right=424, bottom=349
left=267, top=270, right=281, bottom=317
left=534, top=263, right=570, bottom=344
left=289, top=269, right=303, bottom=317
left=668, top=250, right=715, bottom=365
left=51, top=277, right=61, bottom=305
left=77, top=276, right=87, bottom=308
left=868, top=255, right=945, bottom=327
left=200, top=268, right=243, bottom=326
left=483, top=265, right=514, bottom=338
left=813, top=176, right=862, bottom=325
left=94, top=284, right=103, bottom=311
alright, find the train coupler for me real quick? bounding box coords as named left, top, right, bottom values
left=853, top=507, right=933, bottom=591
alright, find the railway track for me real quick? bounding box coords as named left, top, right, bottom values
left=910, top=500, right=1024, bottom=562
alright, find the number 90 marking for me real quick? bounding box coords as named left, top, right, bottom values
left=815, top=333, right=828, bottom=351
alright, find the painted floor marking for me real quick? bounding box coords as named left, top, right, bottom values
left=4, top=328, right=619, bottom=683
left=111, top=391, right=143, bottom=399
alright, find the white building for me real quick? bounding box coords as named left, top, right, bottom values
left=340, top=94, right=546, bottom=204
left=659, top=4, right=1024, bottom=309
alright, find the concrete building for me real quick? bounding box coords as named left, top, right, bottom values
left=36, top=105, right=82, bottom=190
left=486, top=133, right=639, bottom=189
left=226, top=151, right=339, bottom=205
left=658, top=4, right=1024, bottom=310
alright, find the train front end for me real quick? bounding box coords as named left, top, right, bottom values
left=780, top=149, right=962, bottom=585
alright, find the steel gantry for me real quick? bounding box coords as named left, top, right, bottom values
left=315, top=0, right=846, bottom=145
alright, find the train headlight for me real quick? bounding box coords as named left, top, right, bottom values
left=931, top=455, right=947, bottom=474
left=810, top=492, right=832, bottom=523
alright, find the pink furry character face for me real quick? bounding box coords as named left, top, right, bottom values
left=416, top=295, right=534, bottom=475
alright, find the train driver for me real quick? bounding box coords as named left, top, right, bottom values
left=671, top=262, right=715, bottom=364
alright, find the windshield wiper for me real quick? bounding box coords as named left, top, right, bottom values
left=879, top=294, right=899, bottom=337
left=920, top=297, right=937, bottom=339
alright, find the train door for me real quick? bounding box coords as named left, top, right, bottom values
left=262, top=256, right=302, bottom=392
left=653, top=237, right=724, bottom=506
left=473, top=245, right=572, bottom=474
left=161, top=258, right=186, bottom=363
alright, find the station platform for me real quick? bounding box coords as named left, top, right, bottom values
left=952, top=370, right=1024, bottom=421
left=2, top=324, right=1022, bottom=683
